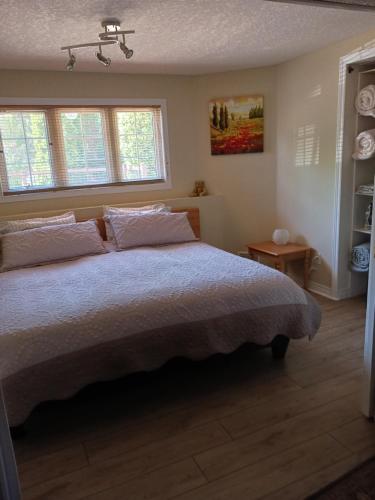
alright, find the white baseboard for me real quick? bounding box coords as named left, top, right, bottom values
left=307, top=280, right=339, bottom=300
left=287, top=271, right=338, bottom=300
left=290, top=274, right=365, bottom=301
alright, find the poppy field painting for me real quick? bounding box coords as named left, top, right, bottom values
left=209, top=95, right=264, bottom=155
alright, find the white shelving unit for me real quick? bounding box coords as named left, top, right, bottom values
left=347, top=65, right=375, bottom=294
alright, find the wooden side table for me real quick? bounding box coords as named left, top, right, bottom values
left=247, top=241, right=311, bottom=289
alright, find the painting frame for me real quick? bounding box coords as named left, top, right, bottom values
left=209, top=95, right=264, bottom=155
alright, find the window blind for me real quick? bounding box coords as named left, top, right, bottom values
left=0, top=105, right=167, bottom=195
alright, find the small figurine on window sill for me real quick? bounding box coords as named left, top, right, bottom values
left=189, top=180, right=208, bottom=197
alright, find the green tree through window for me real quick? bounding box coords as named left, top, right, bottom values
left=0, top=111, right=53, bottom=190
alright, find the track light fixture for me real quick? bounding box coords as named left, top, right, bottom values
left=66, top=49, right=76, bottom=71
left=61, top=19, right=135, bottom=71
left=96, top=46, right=111, bottom=67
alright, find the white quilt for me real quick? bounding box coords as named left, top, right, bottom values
left=0, top=242, right=308, bottom=381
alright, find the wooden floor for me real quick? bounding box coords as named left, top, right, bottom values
left=13, top=295, right=375, bottom=500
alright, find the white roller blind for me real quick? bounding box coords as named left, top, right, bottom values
left=0, top=105, right=167, bottom=195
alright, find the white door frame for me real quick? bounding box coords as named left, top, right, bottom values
left=333, top=43, right=375, bottom=418
left=0, top=386, right=21, bottom=500
left=363, top=188, right=375, bottom=418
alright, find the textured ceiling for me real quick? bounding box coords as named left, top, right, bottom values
left=1, top=0, right=375, bottom=75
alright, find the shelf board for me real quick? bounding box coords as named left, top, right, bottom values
left=351, top=266, right=369, bottom=273
left=355, top=192, right=373, bottom=197
left=353, top=226, right=372, bottom=235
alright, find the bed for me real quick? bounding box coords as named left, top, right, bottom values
left=0, top=208, right=321, bottom=427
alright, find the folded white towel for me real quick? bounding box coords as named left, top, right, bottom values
left=356, top=85, right=375, bottom=117
left=353, top=129, right=375, bottom=160
left=357, top=184, right=374, bottom=194
left=351, top=242, right=371, bottom=272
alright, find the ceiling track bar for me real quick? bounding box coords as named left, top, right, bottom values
left=99, top=30, right=135, bottom=40
left=60, top=41, right=117, bottom=51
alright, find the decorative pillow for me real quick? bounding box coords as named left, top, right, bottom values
left=1, top=220, right=107, bottom=272
left=0, top=211, right=76, bottom=235
left=103, top=203, right=170, bottom=240
left=108, top=212, right=197, bottom=249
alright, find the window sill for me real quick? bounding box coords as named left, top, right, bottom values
left=0, top=179, right=172, bottom=203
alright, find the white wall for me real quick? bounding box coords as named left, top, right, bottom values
left=0, top=66, right=278, bottom=256
left=276, top=28, right=375, bottom=291
left=193, top=66, right=278, bottom=252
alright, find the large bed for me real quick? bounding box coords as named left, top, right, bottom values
left=0, top=209, right=321, bottom=427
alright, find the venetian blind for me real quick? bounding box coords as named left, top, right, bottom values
left=0, top=105, right=166, bottom=195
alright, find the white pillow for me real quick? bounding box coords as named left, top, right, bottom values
left=103, top=203, right=168, bottom=216
left=1, top=220, right=107, bottom=272
left=0, top=211, right=76, bottom=235
left=108, top=212, right=197, bottom=249
left=103, top=203, right=170, bottom=240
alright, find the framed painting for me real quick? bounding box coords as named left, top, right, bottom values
left=209, top=95, right=264, bottom=155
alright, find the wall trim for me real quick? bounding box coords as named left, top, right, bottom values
left=307, top=280, right=338, bottom=301
left=286, top=268, right=357, bottom=300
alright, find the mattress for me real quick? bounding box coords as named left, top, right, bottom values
left=0, top=242, right=321, bottom=425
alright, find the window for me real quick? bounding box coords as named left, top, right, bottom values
left=0, top=111, right=53, bottom=191
left=0, top=104, right=168, bottom=197
left=116, top=110, right=161, bottom=181
left=59, top=110, right=110, bottom=186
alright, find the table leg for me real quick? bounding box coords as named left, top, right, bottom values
left=304, top=249, right=311, bottom=289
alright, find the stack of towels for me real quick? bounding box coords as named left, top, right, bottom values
left=353, top=129, right=375, bottom=160
left=357, top=184, right=374, bottom=195
left=351, top=242, right=371, bottom=272
left=356, top=85, right=375, bottom=117
left=354, top=86, right=375, bottom=160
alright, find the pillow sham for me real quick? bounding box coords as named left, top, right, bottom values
left=108, top=211, right=197, bottom=249
left=0, top=211, right=76, bottom=235
left=103, top=203, right=170, bottom=240
left=1, top=220, right=107, bottom=272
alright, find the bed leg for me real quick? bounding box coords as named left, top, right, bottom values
left=10, top=424, right=26, bottom=440
left=271, top=335, right=290, bottom=359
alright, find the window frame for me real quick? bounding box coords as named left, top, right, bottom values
left=0, top=98, right=171, bottom=203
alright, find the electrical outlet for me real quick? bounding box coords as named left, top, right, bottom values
left=312, top=254, right=321, bottom=266
left=309, top=254, right=322, bottom=273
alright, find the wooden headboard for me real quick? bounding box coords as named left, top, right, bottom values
left=94, top=207, right=200, bottom=241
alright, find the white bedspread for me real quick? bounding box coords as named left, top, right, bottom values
left=0, top=242, right=307, bottom=381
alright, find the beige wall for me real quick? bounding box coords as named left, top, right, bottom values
left=193, top=66, right=278, bottom=252
left=0, top=66, right=278, bottom=255
left=0, top=70, right=197, bottom=216
left=276, top=28, right=375, bottom=290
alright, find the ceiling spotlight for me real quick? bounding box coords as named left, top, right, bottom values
left=96, top=46, right=111, bottom=67
left=66, top=50, right=76, bottom=71
left=119, top=41, right=133, bottom=59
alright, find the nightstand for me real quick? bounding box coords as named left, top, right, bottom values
left=247, top=241, right=311, bottom=289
